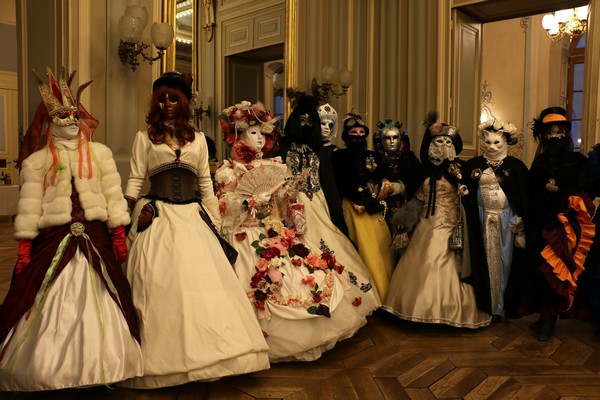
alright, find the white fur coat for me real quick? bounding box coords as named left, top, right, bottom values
left=14, top=142, right=130, bottom=240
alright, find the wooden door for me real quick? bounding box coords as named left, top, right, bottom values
left=451, top=10, right=482, bottom=159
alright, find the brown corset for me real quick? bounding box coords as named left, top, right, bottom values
left=148, top=168, right=199, bottom=202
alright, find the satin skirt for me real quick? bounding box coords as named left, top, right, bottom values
left=228, top=190, right=379, bottom=362
left=123, top=200, right=270, bottom=389
left=0, top=249, right=143, bottom=391
left=299, top=191, right=381, bottom=305
left=342, top=198, right=395, bottom=300
left=383, top=210, right=491, bottom=328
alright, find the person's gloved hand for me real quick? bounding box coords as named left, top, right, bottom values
left=255, top=192, right=272, bottom=205
left=15, top=239, right=32, bottom=275
left=112, top=225, right=128, bottom=262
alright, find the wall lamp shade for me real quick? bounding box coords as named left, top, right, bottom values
left=118, top=5, right=174, bottom=71
left=542, top=5, right=588, bottom=42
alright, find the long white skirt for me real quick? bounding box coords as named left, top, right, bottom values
left=123, top=200, right=270, bottom=389
left=0, top=250, right=143, bottom=391
left=229, top=190, right=380, bottom=362
left=299, top=190, right=382, bottom=305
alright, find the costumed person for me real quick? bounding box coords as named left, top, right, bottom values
left=525, top=106, right=596, bottom=341
left=123, top=73, right=269, bottom=388
left=0, top=68, right=143, bottom=391
left=331, top=110, right=396, bottom=300
left=216, top=100, right=378, bottom=362
left=587, top=143, right=600, bottom=340
left=382, top=112, right=492, bottom=328
left=465, top=119, right=529, bottom=321
left=318, top=102, right=340, bottom=157
left=373, top=119, right=424, bottom=253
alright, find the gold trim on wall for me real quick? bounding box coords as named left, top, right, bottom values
left=162, top=0, right=176, bottom=73
left=284, top=0, right=297, bottom=117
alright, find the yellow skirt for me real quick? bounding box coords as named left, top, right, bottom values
left=342, top=199, right=395, bottom=300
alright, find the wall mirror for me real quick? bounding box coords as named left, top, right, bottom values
left=163, top=0, right=196, bottom=88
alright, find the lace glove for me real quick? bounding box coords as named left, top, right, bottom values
left=112, top=225, right=128, bottom=262
left=255, top=192, right=272, bottom=205
left=15, top=239, right=32, bottom=276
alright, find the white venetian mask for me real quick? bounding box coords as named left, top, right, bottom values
left=241, top=125, right=265, bottom=152
left=51, top=121, right=80, bottom=140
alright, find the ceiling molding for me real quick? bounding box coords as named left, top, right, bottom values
left=456, top=0, right=589, bottom=23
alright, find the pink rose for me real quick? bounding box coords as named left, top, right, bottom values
left=267, top=267, right=283, bottom=283
left=306, top=254, right=320, bottom=268
left=256, top=258, right=269, bottom=272
left=302, top=275, right=316, bottom=287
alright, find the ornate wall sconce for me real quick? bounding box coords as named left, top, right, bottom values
left=541, top=5, right=588, bottom=42
left=192, top=91, right=212, bottom=125
left=118, top=5, right=174, bottom=71
left=311, top=66, right=353, bottom=104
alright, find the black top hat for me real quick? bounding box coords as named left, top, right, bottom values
left=152, top=71, right=193, bottom=100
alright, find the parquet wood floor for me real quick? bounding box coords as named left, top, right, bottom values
left=0, top=220, right=599, bottom=399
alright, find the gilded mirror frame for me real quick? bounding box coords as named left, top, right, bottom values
left=284, top=0, right=298, bottom=117
left=162, top=0, right=197, bottom=93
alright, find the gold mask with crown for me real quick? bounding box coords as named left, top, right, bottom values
left=33, top=67, right=91, bottom=127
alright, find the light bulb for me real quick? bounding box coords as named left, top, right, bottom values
left=124, top=5, right=148, bottom=29
left=151, top=22, right=174, bottom=49
left=118, top=15, right=144, bottom=43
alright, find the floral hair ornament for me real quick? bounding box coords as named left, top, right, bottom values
left=478, top=118, right=518, bottom=145
left=219, top=100, right=281, bottom=146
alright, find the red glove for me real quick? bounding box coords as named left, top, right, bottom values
left=15, top=239, right=32, bottom=275
left=112, top=225, right=128, bottom=263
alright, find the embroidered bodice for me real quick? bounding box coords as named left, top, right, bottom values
left=417, top=176, right=460, bottom=226
left=478, top=168, right=507, bottom=215
left=286, top=143, right=321, bottom=200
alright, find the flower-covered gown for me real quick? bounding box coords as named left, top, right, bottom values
left=216, top=152, right=378, bottom=362
left=284, top=143, right=381, bottom=304
left=383, top=176, right=492, bottom=328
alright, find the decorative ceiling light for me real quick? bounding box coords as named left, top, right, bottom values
left=542, top=5, right=588, bottom=42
